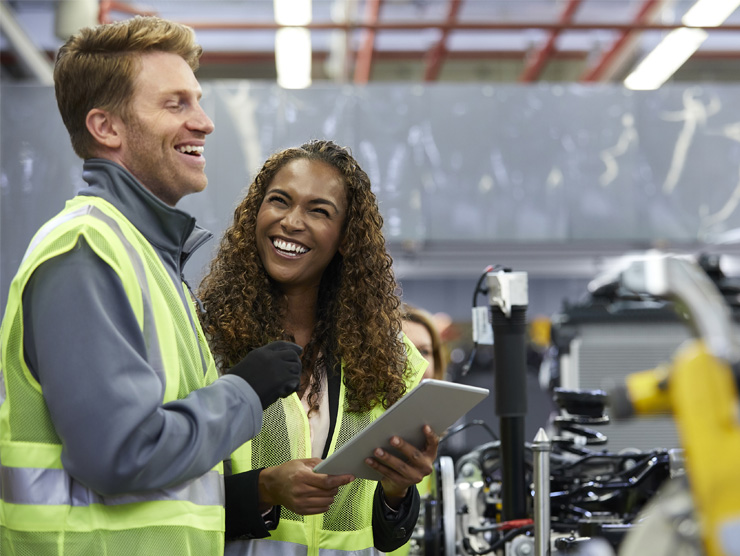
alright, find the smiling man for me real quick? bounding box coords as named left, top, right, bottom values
left=0, top=16, right=303, bottom=556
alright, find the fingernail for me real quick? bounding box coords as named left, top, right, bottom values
left=375, top=448, right=384, bottom=457
left=391, top=437, right=400, bottom=447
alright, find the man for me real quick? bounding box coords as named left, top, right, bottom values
left=0, top=16, right=302, bottom=555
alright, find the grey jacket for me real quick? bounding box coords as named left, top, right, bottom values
left=21, top=158, right=263, bottom=495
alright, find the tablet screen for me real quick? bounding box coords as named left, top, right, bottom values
left=314, top=379, right=489, bottom=480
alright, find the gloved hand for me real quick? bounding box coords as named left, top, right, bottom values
left=229, top=341, right=303, bottom=409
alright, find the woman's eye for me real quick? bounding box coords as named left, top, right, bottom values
left=312, top=208, right=330, bottom=216
left=268, top=195, right=287, bottom=205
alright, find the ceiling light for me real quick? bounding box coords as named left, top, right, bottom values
left=624, top=0, right=740, bottom=90
left=276, top=28, right=312, bottom=89
left=55, top=0, right=98, bottom=40
left=624, top=27, right=708, bottom=90
left=682, top=0, right=740, bottom=27
left=273, top=0, right=312, bottom=89
left=274, top=0, right=311, bottom=26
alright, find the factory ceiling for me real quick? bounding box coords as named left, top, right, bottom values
left=2, top=0, right=740, bottom=85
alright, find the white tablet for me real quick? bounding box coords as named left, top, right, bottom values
left=313, top=379, right=489, bottom=481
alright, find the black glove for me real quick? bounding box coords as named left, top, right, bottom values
left=229, top=341, right=303, bottom=409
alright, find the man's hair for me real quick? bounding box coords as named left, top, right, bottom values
left=54, top=16, right=202, bottom=159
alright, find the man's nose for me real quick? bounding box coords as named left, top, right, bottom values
left=189, top=102, right=215, bottom=135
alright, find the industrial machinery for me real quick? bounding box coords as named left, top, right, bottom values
left=416, top=388, right=673, bottom=556
left=545, top=253, right=740, bottom=453
left=609, top=254, right=740, bottom=556
left=405, top=254, right=740, bottom=555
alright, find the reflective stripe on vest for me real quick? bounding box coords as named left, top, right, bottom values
left=0, top=197, right=224, bottom=547
left=0, top=464, right=223, bottom=507
left=225, top=538, right=380, bottom=556
left=318, top=548, right=378, bottom=556
left=20, top=204, right=165, bottom=380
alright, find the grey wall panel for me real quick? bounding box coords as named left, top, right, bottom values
left=1, top=85, right=81, bottom=309
left=6, top=82, right=740, bottom=311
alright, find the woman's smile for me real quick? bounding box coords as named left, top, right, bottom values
left=256, top=158, right=347, bottom=291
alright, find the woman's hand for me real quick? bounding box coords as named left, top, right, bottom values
left=365, top=425, right=440, bottom=508
left=259, top=458, right=355, bottom=515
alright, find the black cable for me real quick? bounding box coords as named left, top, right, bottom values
left=440, top=419, right=499, bottom=443
left=488, top=526, right=534, bottom=552
left=471, top=265, right=494, bottom=309
left=462, top=264, right=497, bottom=376
left=462, top=525, right=534, bottom=555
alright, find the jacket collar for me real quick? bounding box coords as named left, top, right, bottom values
left=78, top=158, right=212, bottom=266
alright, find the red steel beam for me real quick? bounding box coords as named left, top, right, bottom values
left=10, top=48, right=739, bottom=73
left=580, top=0, right=662, bottom=82
left=98, top=0, right=155, bottom=24
left=195, top=49, right=588, bottom=65
left=175, top=22, right=740, bottom=32
left=423, top=0, right=463, bottom=82
left=518, top=0, right=583, bottom=82
left=354, top=0, right=383, bottom=84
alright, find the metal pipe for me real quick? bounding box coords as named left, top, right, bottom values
left=533, top=427, right=551, bottom=556
left=173, top=21, right=740, bottom=32
left=519, top=0, right=583, bottom=83
left=0, top=1, right=54, bottom=84
left=488, top=270, right=529, bottom=521
left=353, top=0, right=383, bottom=84
left=580, top=0, right=663, bottom=82
left=423, top=0, right=462, bottom=82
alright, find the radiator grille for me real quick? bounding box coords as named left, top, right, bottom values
left=569, top=322, right=690, bottom=453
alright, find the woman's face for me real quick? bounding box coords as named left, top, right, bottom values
left=256, top=158, right=348, bottom=293
left=403, top=319, right=435, bottom=380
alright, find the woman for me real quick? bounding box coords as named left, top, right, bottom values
left=199, top=140, right=438, bottom=555
left=401, top=303, right=448, bottom=381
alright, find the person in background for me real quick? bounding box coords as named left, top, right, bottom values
left=388, top=303, right=450, bottom=556
left=0, top=16, right=301, bottom=556
left=198, top=139, right=439, bottom=555
left=401, top=303, right=449, bottom=381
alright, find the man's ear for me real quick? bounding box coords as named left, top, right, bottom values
left=86, top=108, right=123, bottom=149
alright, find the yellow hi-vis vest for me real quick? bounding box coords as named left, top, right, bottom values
left=225, top=337, right=427, bottom=556
left=0, top=196, right=224, bottom=555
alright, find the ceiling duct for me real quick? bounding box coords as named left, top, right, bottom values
left=0, top=1, right=53, bottom=84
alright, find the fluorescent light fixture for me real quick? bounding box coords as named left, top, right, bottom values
left=682, top=0, right=740, bottom=27
left=273, top=0, right=312, bottom=89
left=624, top=27, right=707, bottom=90
left=276, top=28, right=312, bottom=88
left=624, top=0, right=740, bottom=90
left=274, top=0, right=311, bottom=25
left=55, top=0, right=99, bottom=40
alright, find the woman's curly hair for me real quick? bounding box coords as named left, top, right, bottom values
left=198, top=139, right=409, bottom=413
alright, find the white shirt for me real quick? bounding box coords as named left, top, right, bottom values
left=300, top=372, right=330, bottom=458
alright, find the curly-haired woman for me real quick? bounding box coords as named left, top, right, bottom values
left=198, top=139, right=438, bottom=555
